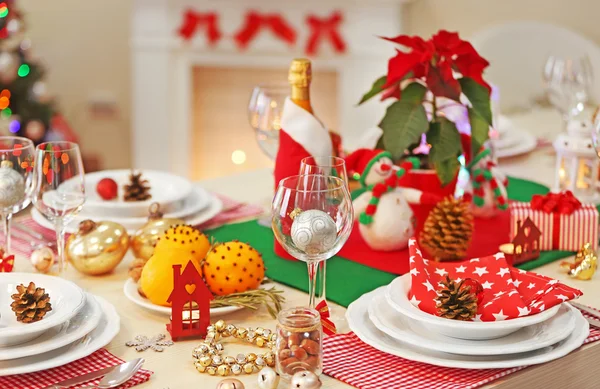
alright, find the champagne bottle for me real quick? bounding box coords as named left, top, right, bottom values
left=288, top=58, right=314, bottom=113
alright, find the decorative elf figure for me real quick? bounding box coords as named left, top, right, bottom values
left=346, top=149, right=440, bottom=251
left=464, top=148, right=509, bottom=218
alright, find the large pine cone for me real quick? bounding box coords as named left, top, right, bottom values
left=419, top=196, right=474, bottom=261
left=124, top=171, right=151, bottom=202
left=10, top=282, right=52, bottom=323
left=436, top=276, right=478, bottom=321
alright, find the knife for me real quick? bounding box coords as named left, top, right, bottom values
left=570, top=301, right=600, bottom=319
left=40, top=362, right=126, bottom=389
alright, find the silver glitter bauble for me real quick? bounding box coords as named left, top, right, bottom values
left=289, top=371, right=322, bottom=389
left=0, top=160, right=25, bottom=209
left=291, top=209, right=336, bottom=254
left=216, top=378, right=245, bottom=389
left=258, top=366, right=280, bottom=389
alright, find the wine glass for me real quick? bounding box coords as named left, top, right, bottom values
left=248, top=84, right=288, bottom=160
left=0, top=136, right=35, bottom=253
left=32, top=142, right=85, bottom=274
left=543, top=55, right=593, bottom=123
left=272, top=175, right=353, bottom=308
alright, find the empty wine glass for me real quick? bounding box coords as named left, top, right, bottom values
left=543, top=55, right=593, bottom=123
left=0, top=136, right=35, bottom=253
left=32, top=142, right=85, bottom=274
left=248, top=84, right=288, bottom=160
left=272, top=175, right=353, bottom=308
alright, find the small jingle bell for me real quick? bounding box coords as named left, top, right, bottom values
left=31, top=246, right=54, bottom=273
left=216, top=378, right=245, bottom=389
left=257, top=366, right=280, bottom=389
left=289, top=371, right=322, bottom=389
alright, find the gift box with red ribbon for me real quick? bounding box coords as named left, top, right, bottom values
left=510, top=191, right=598, bottom=252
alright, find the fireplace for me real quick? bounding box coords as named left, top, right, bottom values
left=131, top=0, right=410, bottom=178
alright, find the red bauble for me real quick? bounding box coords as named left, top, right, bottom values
left=461, top=278, right=484, bottom=305
left=96, top=178, right=118, bottom=200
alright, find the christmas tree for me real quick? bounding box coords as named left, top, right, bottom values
left=0, top=0, right=75, bottom=144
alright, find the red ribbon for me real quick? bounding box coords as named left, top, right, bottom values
left=177, top=9, right=222, bottom=45
left=531, top=191, right=582, bottom=215
left=0, top=255, right=14, bottom=272
left=315, top=300, right=337, bottom=336
left=305, top=11, right=346, bottom=56
left=234, top=11, right=297, bottom=49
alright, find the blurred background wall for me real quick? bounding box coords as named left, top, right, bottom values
left=20, top=0, right=600, bottom=170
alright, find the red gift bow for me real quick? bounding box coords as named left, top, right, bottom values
left=177, top=9, right=222, bottom=45
left=305, top=11, right=347, bottom=56
left=234, top=11, right=297, bottom=49
left=316, top=300, right=337, bottom=336
left=0, top=255, right=14, bottom=272
left=531, top=191, right=582, bottom=215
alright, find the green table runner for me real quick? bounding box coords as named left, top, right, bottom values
left=208, top=177, right=578, bottom=307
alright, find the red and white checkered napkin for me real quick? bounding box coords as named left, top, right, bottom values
left=324, top=306, right=600, bottom=389
left=0, top=349, right=153, bottom=389
left=407, top=239, right=582, bottom=321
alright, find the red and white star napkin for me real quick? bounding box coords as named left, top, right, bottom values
left=407, top=238, right=582, bottom=321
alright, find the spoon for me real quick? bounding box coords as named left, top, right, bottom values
left=78, top=358, right=145, bottom=389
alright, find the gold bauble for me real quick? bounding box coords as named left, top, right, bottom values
left=66, top=220, right=129, bottom=275
left=131, top=203, right=184, bottom=260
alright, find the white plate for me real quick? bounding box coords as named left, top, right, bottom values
left=82, top=170, right=193, bottom=217
left=0, top=273, right=86, bottom=347
left=78, top=186, right=211, bottom=224
left=496, top=131, right=537, bottom=158
left=386, top=275, right=560, bottom=340
left=123, top=278, right=242, bottom=317
left=31, top=192, right=223, bottom=234
left=348, top=289, right=589, bottom=369
left=0, top=295, right=119, bottom=376
left=0, top=293, right=102, bottom=360
left=369, top=287, right=576, bottom=356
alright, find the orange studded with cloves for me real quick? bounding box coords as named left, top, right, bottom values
left=153, top=225, right=211, bottom=264
left=202, top=241, right=265, bottom=296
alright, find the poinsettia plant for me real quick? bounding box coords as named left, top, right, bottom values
left=359, top=30, right=493, bottom=185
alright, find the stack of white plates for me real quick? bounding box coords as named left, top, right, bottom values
left=31, top=170, right=223, bottom=234
left=348, top=274, right=589, bottom=369
left=495, top=115, right=537, bottom=159
left=0, top=273, right=119, bottom=376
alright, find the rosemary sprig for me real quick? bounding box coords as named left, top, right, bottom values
left=210, top=287, right=285, bottom=318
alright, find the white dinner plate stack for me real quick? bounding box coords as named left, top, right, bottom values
left=0, top=273, right=120, bottom=376
left=347, top=274, right=590, bottom=369
left=494, top=115, right=537, bottom=159
left=31, top=169, right=223, bottom=234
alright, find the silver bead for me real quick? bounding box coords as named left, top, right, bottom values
left=290, top=371, right=322, bottom=389
left=212, top=355, right=223, bottom=366
left=257, top=366, right=280, bottom=389
left=198, top=344, right=209, bottom=353
left=216, top=378, right=245, bottom=389
left=247, top=330, right=256, bottom=340
left=236, top=353, right=247, bottom=364
left=224, top=356, right=236, bottom=365
left=231, top=364, right=242, bottom=375
left=255, top=356, right=266, bottom=367
left=207, top=325, right=216, bottom=333
left=215, top=343, right=224, bottom=352
left=262, top=329, right=272, bottom=338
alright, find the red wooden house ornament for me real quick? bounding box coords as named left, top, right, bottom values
left=166, top=261, right=213, bottom=341
left=512, top=217, right=541, bottom=265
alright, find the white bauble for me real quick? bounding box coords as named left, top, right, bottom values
left=0, top=52, right=19, bottom=83
left=0, top=160, right=25, bottom=209
left=355, top=189, right=414, bottom=251
left=257, top=366, right=280, bottom=389
left=291, top=209, right=337, bottom=254
left=289, top=371, right=322, bottom=389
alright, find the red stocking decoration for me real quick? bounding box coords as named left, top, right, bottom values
left=177, top=9, right=222, bottom=46
left=234, top=11, right=296, bottom=49
left=305, top=11, right=346, bottom=56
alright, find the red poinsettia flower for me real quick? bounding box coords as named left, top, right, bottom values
left=381, top=30, right=490, bottom=101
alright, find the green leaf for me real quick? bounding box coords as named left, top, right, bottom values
left=459, top=77, right=492, bottom=125
left=380, top=100, right=428, bottom=160
left=400, top=82, right=427, bottom=104
left=358, top=76, right=387, bottom=105
left=467, top=107, right=490, bottom=158
left=427, top=118, right=461, bottom=163
left=433, top=157, right=461, bottom=186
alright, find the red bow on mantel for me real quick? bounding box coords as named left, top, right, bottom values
left=315, top=300, right=337, bottom=336
left=234, top=11, right=297, bottom=49
left=178, top=9, right=222, bottom=45
left=305, top=11, right=347, bottom=56
left=531, top=190, right=582, bottom=215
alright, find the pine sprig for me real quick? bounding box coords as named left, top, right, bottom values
left=210, top=287, right=285, bottom=318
